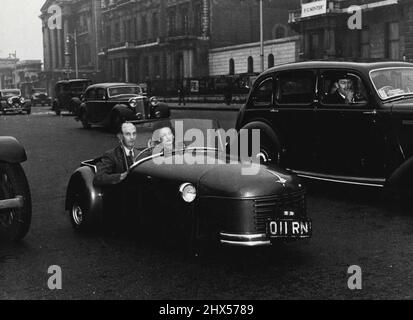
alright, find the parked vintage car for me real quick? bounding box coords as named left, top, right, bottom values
left=65, top=118, right=311, bottom=248
left=53, top=79, right=91, bottom=115
left=0, top=89, right=31, bottom=115
left=0, top=136, right=32, bottom=241
left=236, top=61, right=413, bottom=203
left=75, top=83, right=170, bottom=132
left=31, top=88, right=51, bottom=106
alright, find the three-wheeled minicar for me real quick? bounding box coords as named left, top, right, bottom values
left=0, top=136, right=32, bottom=241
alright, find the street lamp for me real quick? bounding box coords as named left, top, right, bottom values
left=260, top=0, right=264, bottom=72
left=65, top=30, right=79, bottom=79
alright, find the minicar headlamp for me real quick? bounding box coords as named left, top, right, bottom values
left=179, top=183, right=197, bottom=203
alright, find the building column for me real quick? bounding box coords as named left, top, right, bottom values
left=50, top=28, right=57, bottom=70
left=57, top=29, right=64, bottom=69
left=43, top=24, right=51, bottom=71
left=125, top=58, right=129, bottom=82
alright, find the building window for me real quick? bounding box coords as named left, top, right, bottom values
left=168, top=9, right=176, bottom=35
left=247, top=56, right=254, bottom=73
left=360, top=28, right=370, bottom=59
left=105, top=25, right=111, bottom=46
left=152, top=12, right=159, bottom=39
left=143, top=57, right=149, bottom=79
left=154, top=56, right=161, bottom=78
left=272, top=24, right=287, bottom=39
left=387, top=22, right=399, bottom=60
left=181, top=6, right=189, bottom=33
left=142, top=15, right=148, bottom=40
left=194, top=4, right=202, bottom=35
left=229, top=59, right=235, bottom=75
left=114, top=22, right=120, bottom=43
left=133, top=17, right=138, bottom=40
left=268, top=54, right=274, bottom=68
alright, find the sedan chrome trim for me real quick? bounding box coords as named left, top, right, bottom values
left=292, top=170, right=385, bottom=188
left=0, top=196, right=24, bottom=210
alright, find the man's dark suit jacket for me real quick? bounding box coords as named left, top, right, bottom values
left=94, top=145, right=138, bottom=187
left=324, top=91, right=347, bottom=104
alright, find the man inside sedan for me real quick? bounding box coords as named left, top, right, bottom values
left=324, top=73, right=367, bottom=105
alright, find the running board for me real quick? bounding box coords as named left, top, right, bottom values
left=291, top=171, right=386, bottom=188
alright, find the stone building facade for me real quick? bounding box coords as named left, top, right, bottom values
left=288, top=0, right=413, bottom=62
left=40, top=0, right=102, bottom=96
left=99, top=0, right=300, bottom=83
left=209, top=36, right=301, bottom=76
left=0, top=57, right=18, bottom=89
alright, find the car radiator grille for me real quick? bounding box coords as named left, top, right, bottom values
left=254, top=190, right=307, bottom=233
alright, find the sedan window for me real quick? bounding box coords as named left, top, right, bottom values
left=321, top=71, right=368, bottom=106
left=85, top=89, right=96, bottom=101
left=251, top=77, right=273, bottom=107
left=276, top=71, right=315, bottom=105
left=95, top=89, right=106, bottom=100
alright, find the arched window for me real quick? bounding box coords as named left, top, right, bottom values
left=272, top=24, right=287, bottom=39
left=229, top=58, right=235, bottom=75
left=247, top=56, right=254, bottom=73
left=268, top=54, right=274, bottom=68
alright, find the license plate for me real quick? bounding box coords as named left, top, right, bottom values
left=268, top=219, right=312, bottom=238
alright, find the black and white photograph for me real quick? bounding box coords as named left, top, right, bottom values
left=1, top=0, right=413, bottom=304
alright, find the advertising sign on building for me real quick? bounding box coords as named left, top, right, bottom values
left=190, top=80, right=200, bottom=93
left=301, top=0, right=327, bottom=18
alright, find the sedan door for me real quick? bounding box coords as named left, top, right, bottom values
left=273, top=69, right=318, bottom=171
left=315, top=69, right=388, bottom=181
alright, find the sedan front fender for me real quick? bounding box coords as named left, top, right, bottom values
left=0, top=136, right=27, bottom=164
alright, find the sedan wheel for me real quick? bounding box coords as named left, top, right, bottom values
left=0, top=163, right=32, bottom=241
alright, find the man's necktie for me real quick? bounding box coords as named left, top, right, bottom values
left=126, top=150, right=134, bottom=168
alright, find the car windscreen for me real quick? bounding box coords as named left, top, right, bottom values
left=370, top=67, right=413, bottom=100
left=136, top=118, right=229, bottom=151
left=108, top=86, right=142, bottom=97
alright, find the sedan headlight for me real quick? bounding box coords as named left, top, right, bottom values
left=20, top=97, right=25, bottom=104
left=179, top=183, right=197, bottom=203
left=7, top=97, right=13, bottom=104
left=129, top=98, right=138, bottom=109
left=149, top=96, right=159, bottom=107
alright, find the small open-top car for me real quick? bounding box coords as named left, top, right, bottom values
left=0, top=136, right=32, bottom=241
left=65, top=118, right=311, bottom=248
left=0, top=89, right=31, bottom=115
left=75, top=83, right=170, bottom=132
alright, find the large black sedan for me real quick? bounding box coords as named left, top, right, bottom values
left=75, top=83, right=170, bottom=131
left=65, top=119, right=311, bottom=248
left=0, top=89, right=31, bottom=115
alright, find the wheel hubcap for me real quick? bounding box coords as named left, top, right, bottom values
left=72, top=205, right=83, bottom=225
